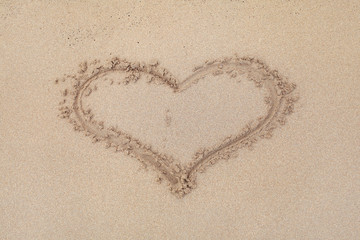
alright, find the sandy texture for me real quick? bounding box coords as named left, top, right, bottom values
left=55, top=56, right=297, bottom=197
left=1, top=0, right=359, bottom=239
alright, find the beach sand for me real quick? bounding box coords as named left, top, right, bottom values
left=1, top=1, right=359, bottom=239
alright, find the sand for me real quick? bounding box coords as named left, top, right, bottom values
left=1, top=0, right=359, bottom=239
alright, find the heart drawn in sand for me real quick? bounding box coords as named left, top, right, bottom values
left=56, top=55, right=298, bottom=198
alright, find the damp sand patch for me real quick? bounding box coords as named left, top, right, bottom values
left=55, top=56, right=299, bottom=198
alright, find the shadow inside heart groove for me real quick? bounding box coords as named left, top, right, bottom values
left=56, top=55, right=298, bottom=198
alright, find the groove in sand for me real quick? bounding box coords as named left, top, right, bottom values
left=56, top=55, right=299, bottom=198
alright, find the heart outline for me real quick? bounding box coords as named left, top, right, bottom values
left=56, top=55, right=298, bottom=198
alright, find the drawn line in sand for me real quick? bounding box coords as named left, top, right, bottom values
left=55, top=55, right=299, bottom=198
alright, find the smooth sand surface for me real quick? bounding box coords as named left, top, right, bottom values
left=1, top=1, right=359, bottom=239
